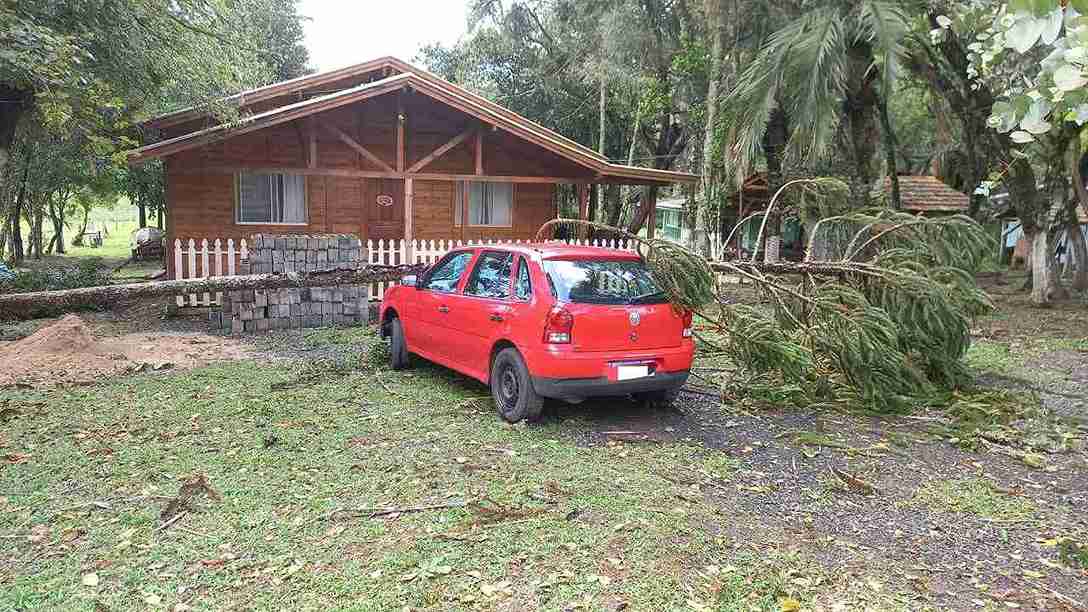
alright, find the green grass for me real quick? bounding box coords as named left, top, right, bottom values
left=965, top=341, right=1023, bottom=375
left=14, top=201, right=141, bottom=263
left=911, top=478, right=1036, bottom=521
left=0, top=328, right=912, bottom=611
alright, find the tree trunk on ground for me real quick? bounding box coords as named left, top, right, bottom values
left=694, top=0, right=725, bottom=258
left=0, top=264, right=425, bottom=320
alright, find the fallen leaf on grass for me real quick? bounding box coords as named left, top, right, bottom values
left=780, top=598, right=801, bottom=612
left=480, top=581, right=513, bottom=597
left=4, top=452, right=31, bottom=464
left=586, top=574, right=612, bottom=586
left=82, top=572, right=100, bottom=587
left=27, top=524, right=50, bottom=544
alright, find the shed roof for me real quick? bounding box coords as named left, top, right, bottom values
left=130, top=57, right=696, bottom=186
left=887, top=176, right=969, bottom=212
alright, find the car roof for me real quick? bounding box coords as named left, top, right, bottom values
left=451, top=242, right=642, bottom=260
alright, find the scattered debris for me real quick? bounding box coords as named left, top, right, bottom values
left=160, top=474, right=221, bottom=524
left=321, top=499, right=470, bottom=521
left=828, top=465, right=877, bottom=495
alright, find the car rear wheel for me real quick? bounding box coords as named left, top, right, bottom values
left=635, top=387, right=681, bottom=409
left=389, top=318, right=410, bottom=370
left=490, top=348, right=543, bottom=423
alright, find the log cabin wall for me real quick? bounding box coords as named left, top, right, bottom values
left=163, top=92, right=581, bottom=277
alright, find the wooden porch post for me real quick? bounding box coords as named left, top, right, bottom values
left=404, top=177, right=414, bottom=262
left=461, top=180, right=470, bottom=242
left=475, top=129, right=484, bottom=175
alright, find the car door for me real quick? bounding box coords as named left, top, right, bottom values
left=453, top=250, right=517, bottom=381
left=414, top=249, right=476, bottom=362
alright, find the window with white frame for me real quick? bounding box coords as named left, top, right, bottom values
left=454, top=181, right=513, bottom=227
left=236, top=172, right=307, bottom=224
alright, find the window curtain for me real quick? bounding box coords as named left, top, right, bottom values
left=237, top=172, right=305, bottom=223
left=238, top=172, right=272, bottom=223
left=281, top=174, right=306, bottom=223
left=456, top=181, right=512, bottom=227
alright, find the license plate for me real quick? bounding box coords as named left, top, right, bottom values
left=616, top=365, right=650, bottom=380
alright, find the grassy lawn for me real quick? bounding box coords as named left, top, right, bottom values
left=2, top=278, right=1086, bottom=611
left=1, top=328, right=925, bottom=612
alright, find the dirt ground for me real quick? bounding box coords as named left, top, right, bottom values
left=0, top=313, right=250, bottom=388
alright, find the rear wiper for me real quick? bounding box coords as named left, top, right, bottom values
left=628, top=290, right=667, bottom=304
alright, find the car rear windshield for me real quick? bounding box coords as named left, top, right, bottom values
left=543, top=259, right=667, bottom=305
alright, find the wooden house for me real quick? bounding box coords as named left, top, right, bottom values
left=129, top=57, right=696, bottom=279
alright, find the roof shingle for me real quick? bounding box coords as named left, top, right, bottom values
left=886, top=176, right=969, bottom=212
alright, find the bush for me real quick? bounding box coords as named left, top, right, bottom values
left=0, top=259, right=110, bottom=294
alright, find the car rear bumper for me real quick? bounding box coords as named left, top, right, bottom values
left=531, top=370, right=689, bottom=402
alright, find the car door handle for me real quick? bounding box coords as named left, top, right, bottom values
left=438, top=305, right=450, bottom=314
left=489, top=313, right=504, bottom=322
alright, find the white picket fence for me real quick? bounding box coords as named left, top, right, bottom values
left=173, top=238, right=249, bottom=307
left=364, top=237, right=637, bottom=300
left=173, top=236, right=636, bottom=304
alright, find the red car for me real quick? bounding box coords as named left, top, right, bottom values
left=379, top=243, right=694, bottom=422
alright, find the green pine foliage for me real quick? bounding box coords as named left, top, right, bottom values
left=540, top=209, right=995, bottom=412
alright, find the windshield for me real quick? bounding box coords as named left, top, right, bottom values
left=543, top=259, right=667, bottom=305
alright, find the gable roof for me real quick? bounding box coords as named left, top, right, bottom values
left=886, top=176, right=969, bottom=212
left=130, top=57, right=696, bottom=185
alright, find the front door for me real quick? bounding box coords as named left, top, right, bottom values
left=366, top=178, right=405, bottom=241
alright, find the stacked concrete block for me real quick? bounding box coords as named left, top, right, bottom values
left=210, top=233, right=369, bottom=333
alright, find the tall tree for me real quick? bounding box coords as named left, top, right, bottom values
left=719, top=1, right=909, bottom=208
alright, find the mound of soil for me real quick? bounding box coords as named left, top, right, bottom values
left=0, top=314, right=249, bottom=387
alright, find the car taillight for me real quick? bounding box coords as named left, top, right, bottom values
left=681, top=310, right=693, bottom=338
left=544, top=306, right=573, bottom=344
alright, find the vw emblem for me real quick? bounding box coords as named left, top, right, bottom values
left=628, top=311, right=640, bottom=327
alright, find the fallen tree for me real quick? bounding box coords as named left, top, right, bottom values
left=538, top=184, right=995, bottom=412
left=0, top=264, right=424, bottom=320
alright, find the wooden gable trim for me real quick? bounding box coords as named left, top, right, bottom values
left=129, top=73, right=412, bottom=163
left=321, top=122, right=395, bottom=173
left=407, top=126, right=475, bottom=173
left=143, top=56, right=402, bottom=130
left=131, top=66, right=697, bottom=184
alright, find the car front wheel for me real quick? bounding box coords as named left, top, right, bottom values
left=490, top=348, right=543, bottom=423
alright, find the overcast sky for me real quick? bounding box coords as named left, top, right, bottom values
left=299, top=0, right=471, bottom=72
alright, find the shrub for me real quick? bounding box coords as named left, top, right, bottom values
left=0, top=259, right=110, bottom=294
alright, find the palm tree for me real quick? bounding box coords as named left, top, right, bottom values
left=720, top=1, right=909, bottom=209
